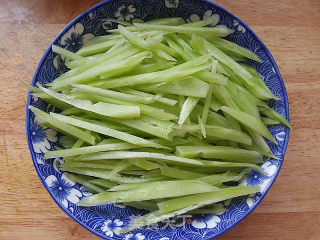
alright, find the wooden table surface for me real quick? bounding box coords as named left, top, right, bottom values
left=1, top=0, right=319, bottom=239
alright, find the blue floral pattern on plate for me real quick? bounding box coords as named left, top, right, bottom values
left=26, top=0, right=290, bottom=239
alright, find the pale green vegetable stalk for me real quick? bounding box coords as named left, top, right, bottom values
left=221, top=106, right=276, bottom=143
left=52, top=45, right=83, bottom=60
left=176, top=146, right=261, bottom=163
left=208, top=37, right=262, bottom=62
left=118, top=186, right=259, bottom=233
left=53, top=43, right=138, bottom=82
left=61, top=166, right=167, bottom=183
left=44, top=141, right=141, bottom=159
left=195, top=71, right=228, bottom=85
left=87, top=179, right=118, bottom=189
left=91, top=55, right=211, bottom=89
left=157, top=186, right=260, bottom=213
left=134, top=23, right=234, bottom=37
left=72, top=84, right=154, bottom=104
left=258, top=105, right=291, bottom=128
left=118, top=88, right=177, bottom=106
left=188, top=203, right=227, bottom=214
left=160, top=166, right=207, bottom=180
left=52, top=51, right=152, bottom=89
left=198, top=114, right=207, bottom=138
left=206, top=125, right=252, bottom=145
left=40, top=87, right=140, bottom=119
left=64, top=173, right=106, bottom=193
left=178, top=97, right=200, bottom=125
left=202, top=83, right=214, bottom=124
left=138, top=78, right=210, bottom=98
left=50, top=113, right=165, bottom=148
left=110, top=160, right=132, bottom=175
left=147, top=17, right=185, bottom=25
left=261, top=117, right=280, bottom=125
left=77, top=180, right=218, bottom=206
left=128, top=159, right=160, bottom=170
left=74, top=92, right=177, bottom=121
left=77, top=38, right=121, bottom=56
left=76, top=151, right=204, bottom=166
left=29, top=106, right=96, bottom=145
left=203, top=38, right=254, bottom=83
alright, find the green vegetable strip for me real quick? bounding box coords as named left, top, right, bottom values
left=118, top=25, right=148, bottom=49
left=206, top=126, right=252, bottom=145
left=87, top=179, right=118, bottom=189
left=52, top=45, right=83, bottom=60
left=195, top=71, right=228, bottom=85
left=77, top=93, right=178, bottom=121
left=40, top=87, right=140, bottom=119
left=147, top=17, right=185, bottom=25
left=198, top=170, right=250, bottom=185
left=241, top=129, right=279, bottom=159
left=191, top=33, right=207, bottom=55
left=179, top=97, right=200, bottom=125
left=176, top=146, right=261, bottom=163
left=241, top=64, right=279, bottom=100
left=129, top=62, right=175, bottom=75
left=160, top=166, right=206, bottom=180
left=157, top=186, right=260, bottom=213
left=60, top=107, right=83, bottom=116
left=261, top=117, right=280, bottom=126
left=200, top=160, right=264, bottom=174
left=62, top=161, right=122, bottom=170
left=91, top=56, right=211, bottom=89
left=77, top=38, right=121, bottom=56
left=187, top=136, right=211, bottom=146
left=61, top=166, right=167, bottom=183
left=111, top=117, right=175, bottom=140
left=146, top=40, right=179, bottom=58
left=188, top=203, right=227, bottom=215
left=54, top=44, right=138, bottom=82
left=221, top=106, right=276, bottom=143
left=124, top=201, right=158, bottom=211
left=72, top=84, right=154, bottom=104
left=208, top=96, right=222, bottom=112
left=166, top=37, right=191, bottom=61
left=76, top=151, right=204, bottom=166
left=76, top=113, right=174, bottom=141
left=64, top=173, right=105, bottom=193
left=29, top=106, right=96, bottom=145
left=259, top=105, right=291, bottom=128
left=108, top=180, right=213, bottom=192
left=110, top=160, right=132, bottom=175
left=128, top=159, right=160, bottom=170
left=203, top=39, right=253, bottom=83
left=44, top=142, right=141, bottom=159
left=182, top=19, right=217, bottom=28
left=52, top=51, right=151, bottom=89
left=50, top=113, right=165, bottom=148
left=118, top=88, right=177, bottom=106
left=134, top=23, right=234, bottom=37
left=119, top=186, right=259, bottom=233
left=198, top=115, right=207, bottom=138
left=78, top=180, right=217, bottom=206
left=208, top=37, right=262, bottom=62
left=202, top=83, right=214, bottom=124
left=138, top=78, right=210, bottom=98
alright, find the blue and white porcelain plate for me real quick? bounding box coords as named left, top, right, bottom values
left=26, top=0, right=290, bottom=239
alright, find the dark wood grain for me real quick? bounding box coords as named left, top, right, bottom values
left=0, top=0, right=319, bottom=239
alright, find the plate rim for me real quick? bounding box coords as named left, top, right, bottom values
left=25, top=0, right=290, bottom=239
